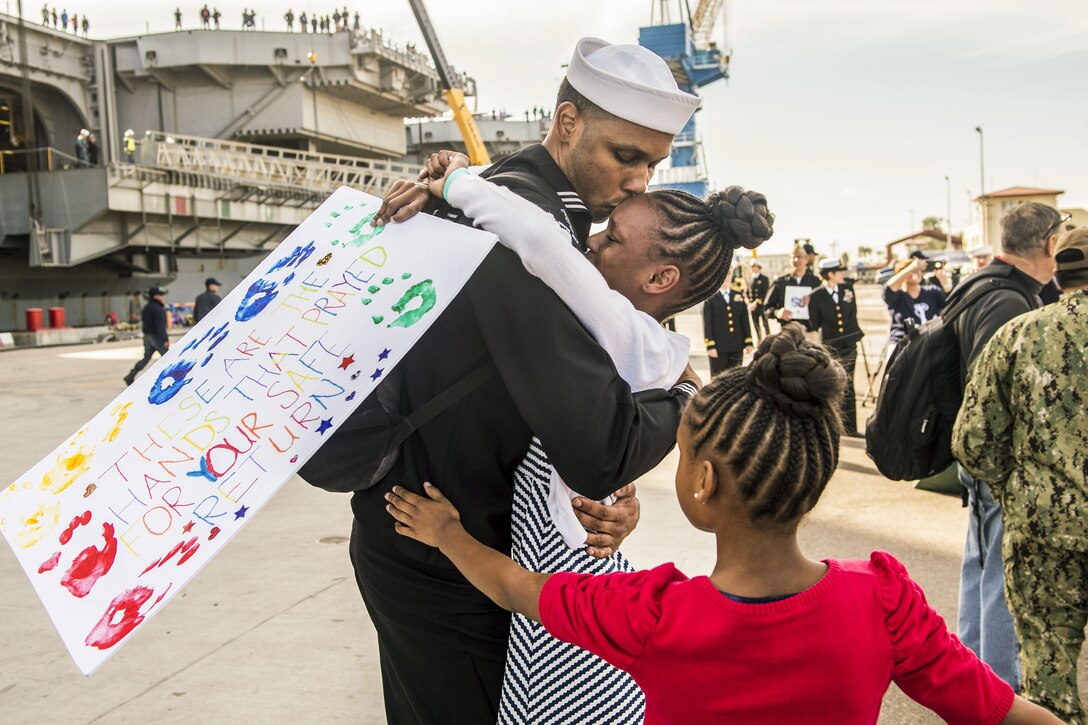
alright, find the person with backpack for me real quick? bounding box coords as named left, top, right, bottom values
left=300, top=38, right=702, bottom=723
left=943, top=202, right=1061, bottom=689
left=869, top=203, right=1062, bottom=686
left=953, top=226, right=1088, bottom=723
left=386, top=325, right=1061, bottom=725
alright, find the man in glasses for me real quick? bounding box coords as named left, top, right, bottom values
left=1040, top=211, right=1074, bottom=305
left=954, top=226, right=1088, bottom=722
left=950, top=201, right=1062, bottom=689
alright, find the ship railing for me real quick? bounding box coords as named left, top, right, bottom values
left=0, top=145, right=85, bottom=174
left=107, top=162, right=326, bottom=207
left=143, top=131, right=416, bottom=196
left=351, top=28, right=436, bottom=78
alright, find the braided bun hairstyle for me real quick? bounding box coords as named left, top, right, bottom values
left=647, top=185, right=775, bottom=316
left=686, top=324, right=846, bottom=523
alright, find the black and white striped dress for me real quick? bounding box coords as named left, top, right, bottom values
left=497, top=438, right=645, bottom=724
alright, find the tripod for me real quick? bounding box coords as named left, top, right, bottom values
left=861, top=337, right=895, bottom=406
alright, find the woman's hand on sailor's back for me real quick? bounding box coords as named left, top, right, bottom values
left=573, top=484, right=641, bottom=559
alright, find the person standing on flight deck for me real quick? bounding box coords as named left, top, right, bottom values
left=301, top=37, right=701, bottom=724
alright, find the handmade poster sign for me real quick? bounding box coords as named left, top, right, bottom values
left=0, top=186, right=496, bottom=675
left=784, top=285, right=811, bottom=321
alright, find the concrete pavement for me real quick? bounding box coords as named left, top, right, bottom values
left=0, top=287, right=1077, bottom=723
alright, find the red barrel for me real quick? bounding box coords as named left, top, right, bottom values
left=48, top=307, right=67, bottom=328
left=25, top=308, right=43, bottom=332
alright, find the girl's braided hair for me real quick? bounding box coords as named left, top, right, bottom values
left=686, top=324, right=846, bottom=523
left=647, top=186, right=775, bottom=317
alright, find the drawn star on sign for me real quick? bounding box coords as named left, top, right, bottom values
left=317, top=417, right=334, bottom=435
left=338, top=354, right=355, bottom=370
left=370, top=368, right=384, bottom=381
left=181, top=521, right=194, bottom=533
left=234, top=505, right=249, bottom=520
left=378, top=348, right=391, bottom=361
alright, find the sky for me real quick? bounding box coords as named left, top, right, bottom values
left=72, top=0, right=1088, bottom=257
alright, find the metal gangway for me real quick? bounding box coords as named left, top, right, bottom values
left=140, top=132, right=419, bottom=200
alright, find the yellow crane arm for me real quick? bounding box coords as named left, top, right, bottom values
left=408, top=0, right=491, bottom=166
left=444, top=88, right=491, bottom=166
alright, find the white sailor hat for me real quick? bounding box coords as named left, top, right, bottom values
left=818, top=258, right=846, bottom=276
left=968, top=245, right=993, bottom=258
left=566, top=37, right=702, bottom=135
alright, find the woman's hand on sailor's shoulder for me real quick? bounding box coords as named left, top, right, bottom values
left=422, top=150, right=471, bottom=184
left=423, top=150, right=472, bottom=198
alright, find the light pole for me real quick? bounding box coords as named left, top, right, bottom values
left=975, top=126, right=985, bottom=195
left=944, top=175, right=952, bottom=251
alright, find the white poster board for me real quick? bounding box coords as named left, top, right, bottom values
left=0, top=187, right=496, bottom=674
left=784, top=285, right=811, bottom=321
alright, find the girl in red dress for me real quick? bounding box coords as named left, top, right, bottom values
left=385, top=325, right=1058, bottom=725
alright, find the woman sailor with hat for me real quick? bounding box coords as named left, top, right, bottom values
left=808, top=258, right=864, bottom=436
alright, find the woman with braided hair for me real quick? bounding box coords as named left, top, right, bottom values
left=387, top=324, right=1059, bottom=724
left=379, top=158, right=772, bottom=722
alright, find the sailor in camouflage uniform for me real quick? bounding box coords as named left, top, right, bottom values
left=952, top=227, right=1088, bottom=724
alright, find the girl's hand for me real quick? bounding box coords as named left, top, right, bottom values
left=425, top=152, right=472, bottom=199
left=385, top=483, right=462, bottom=548
left=372, top=179, right=431, bottom=226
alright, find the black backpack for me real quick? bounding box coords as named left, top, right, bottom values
left=864, top=270, right=1035, bottom=481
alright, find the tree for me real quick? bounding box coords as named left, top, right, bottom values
left=857, top=246, right=873, bottom=261
left=921, top=216, right=943, bottom=230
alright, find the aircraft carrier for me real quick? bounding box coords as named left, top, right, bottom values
left=0, top=13, right=470, bottom=334
left=0, top=2, right=730, bottom=338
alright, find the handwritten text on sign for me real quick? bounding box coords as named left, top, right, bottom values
left=0, top=187, right=496, bottom=674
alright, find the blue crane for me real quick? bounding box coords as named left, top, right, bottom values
left=639, top=0, right=729, bottom=198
